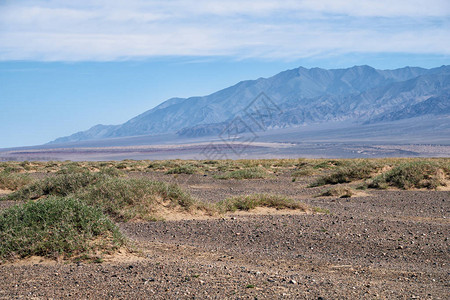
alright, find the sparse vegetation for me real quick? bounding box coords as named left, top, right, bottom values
left=310, top=160, right=381, bottom=186
left=0, top=197, right=124, bottom=262
left=77, top=177, right=210, bottom=221
left=6, top=172, right=107, bottom=201
left=367, top=161, right=448, bottom=190
left=1, top=157, right=449, bottom=264
left=99, top=167, right=125, bottom=177
left=166, top=165, right=198, bottom=175
left=217, top=194, right=307, bottom=212
left=214, top=167, right=270, bottom=180
left=0, top=171, right=33, bottom=191
left=291, top=168, right=315, bottom=178
left=6, top=172, right=211, bottom=221
left=55, top=163, right=87, bottom=175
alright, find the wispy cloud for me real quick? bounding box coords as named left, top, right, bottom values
left=0, top=0, right=449, bottom=61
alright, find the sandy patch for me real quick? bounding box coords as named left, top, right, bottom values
left=156, top=209, right=216, bottom=221
left=3, top=248, right=144, bottom=266
left=350, top=190, right=370, bottom=197
left=437, top=179, right=450, bottom=191
left=0, top=189, right=13, bottom=195
left=101, top=248, right=145, bottom=264
left=3, top=256, right=59, bottom=266
left=142, top=206, right=310, bottom=222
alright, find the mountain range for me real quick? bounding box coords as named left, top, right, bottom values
left=50, top=65, right=450, bottom=144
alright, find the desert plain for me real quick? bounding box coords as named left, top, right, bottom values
left=0, top=158, right=448, bottom=299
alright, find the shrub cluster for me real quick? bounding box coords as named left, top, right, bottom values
left=214, top=167, right=270, bottom=180
left=0, top=171, right=33, bottom=191
left=0, top=197, right=123, bottom=261
left=311, top=160, right=381, bottom=186
left=165, top=165, right=198, bottom=175
left=77, top=177, right=203, bottom=221
left=1, top=172, right=206, bottom=261
left=368, top=161, right=447, bottom=189
left=217, top=194, right=307, bottom=212
left=6, top=172, right=105, bottom=201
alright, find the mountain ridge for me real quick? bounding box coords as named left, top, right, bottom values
left=50, top=65, right=450, bottom=144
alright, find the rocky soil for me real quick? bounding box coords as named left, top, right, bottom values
left=0, top=173, right=449, bottom=299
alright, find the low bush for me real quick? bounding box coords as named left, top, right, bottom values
left=6, top=172, right=105, bottom=201
left=77, top=177, right=207, bottom=221
left=6, top=171, right=210, bottom=221
left=368, top=161, right=447, bottom=190
left=310, top=160, right=380, bottom=186
left=147, top=160, right=182, bottom=171
left=217, top=194, right=307, bottom=212
left=0, top=171, right=33, bottom=191
left=55, top=164, right=87, bottom=175
left=0, top=197, right=124, bottom=262
left=99, top=167, right=125, bottom=177
left=165, top=165, right=197, bottom=175
left=3, top=165, right=24, bottom=173
left=292, top=168, right=315, bottom=177
left=214, top=167, right=269, bottom=180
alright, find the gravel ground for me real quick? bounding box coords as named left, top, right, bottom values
left=0, top=173, right=449, bottom=299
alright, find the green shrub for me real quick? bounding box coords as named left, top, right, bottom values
left=115, top=162, right=129, bottom=169
left=56, top=166, right=88, bottom=175
left=311, top=160, right=380, bottom=186
left=214, top=167, right=269, bottom=180
left=3, top=165, right=24, bottom=173
left=76, top=177, right=207, bottom=221
left=217, top=194, right=307, bottom=212
left=368, top=161, right=447, bottom=190
left=0, top=171, right=33, bottom=191
left=0, top=197, right=124, bottom=262
left=146, top=160, right=182, bottom=171
left=166, top=165, right=197, bottom=175
left=6, top=172, right=105, bottom=201
left=19, top=161, right=33, bottom=171
left=5, top=169, right=213, bottom=221
left=44, top=161, right=61, bottom=171
left=98, top=167, right=125, bottom=177
left=292, top=168, right=315, bottom=177
left=311, top=161, right=335, bottom=170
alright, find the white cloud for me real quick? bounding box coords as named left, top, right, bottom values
left=0, top=0, right=449, bottom=61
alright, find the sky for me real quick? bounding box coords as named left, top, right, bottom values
left=1, top=0, right=449, bottom=148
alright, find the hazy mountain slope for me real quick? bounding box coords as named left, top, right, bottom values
left=178, top=72, right=450, bottom=137
left=367, top=92, right=450, bottom=123
left=49, top=65, right=450, bottom=144
left=51, top=124, right=120, bottom=144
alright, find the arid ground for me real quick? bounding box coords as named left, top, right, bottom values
left=0, top=159, right=448, bottom=299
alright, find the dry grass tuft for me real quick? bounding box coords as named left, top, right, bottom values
left=318, top=186, right=355, bottom=198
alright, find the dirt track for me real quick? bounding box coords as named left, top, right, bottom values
left=0, top=173, right=449, bottom=299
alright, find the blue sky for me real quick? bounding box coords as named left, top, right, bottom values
left=1, top=0, right=449, bottom=148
